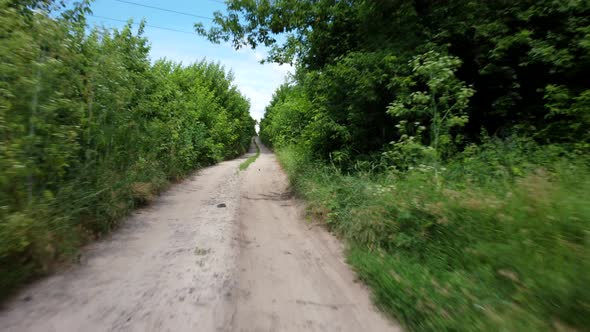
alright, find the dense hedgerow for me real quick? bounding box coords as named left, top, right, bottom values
left=0, top=1, right=255, bottom=297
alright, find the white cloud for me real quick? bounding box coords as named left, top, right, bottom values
left=238, top=86, right=272, bottom=120
left=218, top=45, right=292, bottom=121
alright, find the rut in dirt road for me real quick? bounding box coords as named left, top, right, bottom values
left=0, top=138, right=401, bottom=332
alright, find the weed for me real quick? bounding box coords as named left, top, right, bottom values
left=276, top=141, right=590, bottom=331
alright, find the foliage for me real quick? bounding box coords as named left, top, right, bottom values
left=277, top=143, right=590, bottom=331
left=0, top=1, right=255, bottom=298
left=387, top=51, right=474, bottom=160
left=202, top=0, right=590, bottom=157
left=200, top=0, right=590, bottom=330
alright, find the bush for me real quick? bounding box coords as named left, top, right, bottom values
left=276, top=140, right=590, bottom=331
left=0, top=3, right=255, bottom=298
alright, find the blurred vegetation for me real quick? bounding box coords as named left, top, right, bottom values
left=0, top=0, right=255, bottom=298
left=201, top=0, right=590, bottom=330
left=278, top=143, right=589, bottom=331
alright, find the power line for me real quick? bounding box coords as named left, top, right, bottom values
left=89, top=14, right=198, bottom=35
left=114, top=0, right=213, bottom=20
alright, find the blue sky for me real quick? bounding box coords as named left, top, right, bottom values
left=87, top=0, right=292, bottom=122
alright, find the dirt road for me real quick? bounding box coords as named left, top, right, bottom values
left=0, top=138, right=400, bottom=332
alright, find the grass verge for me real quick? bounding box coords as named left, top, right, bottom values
left=275, top=143, right=590, bottom=331
left=239, top=139, right=260, bottom=171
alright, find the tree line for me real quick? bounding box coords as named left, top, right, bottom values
left=1, top=0, right=255, bottom=297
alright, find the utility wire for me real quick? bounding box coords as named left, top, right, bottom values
left=114, top=0, right=213, bottom=20
left=89, top=14, right=198, bottom=35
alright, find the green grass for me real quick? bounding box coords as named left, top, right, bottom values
left=275, top=143, right=590, bottom=331
left=239, top=139, right=260, bottom=170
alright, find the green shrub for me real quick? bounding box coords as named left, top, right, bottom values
left=276, top=140, right=590, bottom=331
left=0, top=2, right=255, bottom=298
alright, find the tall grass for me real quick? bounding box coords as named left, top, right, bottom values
left=276, top=141, right=590, bottom=331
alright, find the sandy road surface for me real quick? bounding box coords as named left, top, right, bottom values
left=234, top=139, right=399, bottom=332
left=0, top=158, right=243, bottom=332
left=0, top=139, right=400, bottom=332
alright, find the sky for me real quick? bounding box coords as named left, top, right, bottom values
left=87, top=0, right=293, bottom=122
